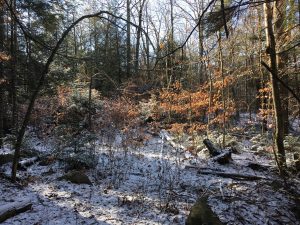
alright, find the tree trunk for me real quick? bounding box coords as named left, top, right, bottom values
left=0, top=1, right=5, bottom=147
left=274, top=0, right=289, bottom=135
left=257, top=6, right=268, bottom=134
left=126, top=0, right=131, bottom=77
left=134, top=0, right=146, bottom=75
left=198, top=0, right=205, bottom=83
left=145, top=4, right=150, bottom=80
left=10, top=0, right=17, bottom=133
left=218, top=32, right=226, bottom=148
left=263, top=0, right=286, bottom=174
left=207, top=55, right=213, bottom=136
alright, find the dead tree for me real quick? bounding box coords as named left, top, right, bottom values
left=203, top=139, right=232, bottom=164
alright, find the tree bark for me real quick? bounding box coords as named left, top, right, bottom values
left=263, top=0, right=286, bottom=174
left=126, top=0, right=131, bottom=77
left=134, top=0, right=146, bottom=75
left=0, top=1, right=5, bottom=147
left=218, top=32, right=226, bottom=148
left=10, top=0, right=17, bottom=133
left=274, top=0, right=289, bottom=135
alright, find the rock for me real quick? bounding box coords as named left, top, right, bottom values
left=59, top=171, right=92, bottom=185
left=186, top=197, right=224, bottom=225
left=197, top=148, right=211, bottom=159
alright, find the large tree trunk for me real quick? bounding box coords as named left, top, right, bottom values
left=218, top=32, right=226, bottom=148
left=0, top=1, right=5, bottom=147
left=263, top=0, right=286, bottom=174
left=274, top=0, right=289, bottom=135
left=10, top=0, right=17, bottom=133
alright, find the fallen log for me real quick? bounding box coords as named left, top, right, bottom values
left=212, top=150, right=232, bottom=164
left=18, top=157, right=39, bottom=170
left=0, top=198, right=32, bottom=222
left=198, top=170, right=266, bottom=181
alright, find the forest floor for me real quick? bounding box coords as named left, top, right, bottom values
left=0, top=116, right=300, bottom=225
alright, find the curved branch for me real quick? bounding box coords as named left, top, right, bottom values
left=2, top=2, right=155, bottom=181
left=261, top=61, right=300, bottom=104
left=154, top=0, right=275, bottom=66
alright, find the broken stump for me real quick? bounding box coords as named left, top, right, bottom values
left=203, top=139, right=232, bottom=164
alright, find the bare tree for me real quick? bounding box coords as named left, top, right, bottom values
left=263, top=0, right=286, bottom=174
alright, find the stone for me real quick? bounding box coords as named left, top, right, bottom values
left=186, top=198, right=224, bottom=225
left=59, top=171, right=92, bottom=185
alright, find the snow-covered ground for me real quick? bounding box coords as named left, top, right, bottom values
left=0, top=129, right=299, bottom=225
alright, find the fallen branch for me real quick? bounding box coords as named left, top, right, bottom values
left=0, top=198, right=32, bottom=222
left=198, top=170, right=267, bottom=181
left=18, top=157, right=39, bottom=170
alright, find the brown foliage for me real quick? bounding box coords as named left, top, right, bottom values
left=157, top=79, right=236, bottom=134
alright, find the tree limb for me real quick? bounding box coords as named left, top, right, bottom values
left=261, top=61, right=300, bottom=104
left=3, top=0, right=155, bottom=181
left=220, top=0, right=229, bottom=38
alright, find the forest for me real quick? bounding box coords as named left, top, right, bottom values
left=0, top=0, right=299, bottom=224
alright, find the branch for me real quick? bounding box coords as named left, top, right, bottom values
left=220, top=0, right=229, bottom=38
left=277, top=41, right=300, bottom=55
left=2, top=1, right=157, bottom=181
left=4, top=1, right=156, bottom=62
left=154, top=0, right=270, bottom=66
left=197, top=169, right=267, bottom=180
left=261, top=61, right=300, bottom=104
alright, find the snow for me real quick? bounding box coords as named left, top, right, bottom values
left=0, top=128, right=299, bottom=225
